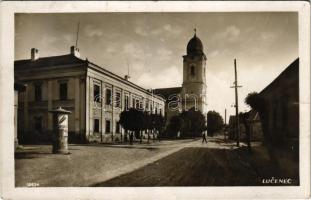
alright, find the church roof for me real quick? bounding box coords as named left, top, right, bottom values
left=186, top=33, right=204, bottom=56
left=153, top=87, right=182, bottom=100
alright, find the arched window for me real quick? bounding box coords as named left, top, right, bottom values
left=190, top=65, right=195, bottom=76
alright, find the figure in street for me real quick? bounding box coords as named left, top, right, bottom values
left=202, top=132, right=207, bottom=143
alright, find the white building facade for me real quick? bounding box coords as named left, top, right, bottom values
left=15, top=46, right=165, bottom=143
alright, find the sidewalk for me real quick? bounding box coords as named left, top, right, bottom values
left=15, top=139, right=198, bottom=187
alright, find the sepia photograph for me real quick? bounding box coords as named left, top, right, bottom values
left=14, top=11, right=300, bottom=187
left=0, top=1, right=310, bottom=200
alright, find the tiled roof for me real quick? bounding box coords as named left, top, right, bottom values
left=153, top=87, right=182, bottom=99
left=14, top=53, right=164, bottom=101
left=14, top=54, right=86, bottom=70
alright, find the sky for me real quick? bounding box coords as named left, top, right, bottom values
left=15, top=12, right=298, bottom=120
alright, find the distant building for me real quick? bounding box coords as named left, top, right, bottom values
left=247, top=110, right=263, bottom=141
left=15, top=46, right=165, bottom=143
left=228, top=110, right=263, bottom=142
left=154, top=31, right=208, bottom=124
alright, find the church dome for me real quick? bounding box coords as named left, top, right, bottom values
left=186, top=33, right=204, bottom=56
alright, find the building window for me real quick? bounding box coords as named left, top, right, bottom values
left=105, top=120, right=111, bottom=133
left=139, top=101, right=143, bottom=110
left=190, top=65, right=195, bottom=76
left=105, top=89, right=112, bottom=105
left=34, top=83, right=42, bottom=101
left=115, top=92, right=121, bottom=108
left=94, top=119, right=100, bottom=133
left=34, top=116, right=42, bottom=132
left=135, top=99, right=140, bottom=109
left=125, top=95, right=129, bottom=110
left=116, top=121, right=120, bottom=133
left=59, top=82, right=68, bottom=100
left=145, top=100, right=149, bottom=110
left=94, top=84, right=101, bottom=102
left=132, top=98, right=135, bottom=108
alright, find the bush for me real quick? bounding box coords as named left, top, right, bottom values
left=207, top=111, right=224, bottom=137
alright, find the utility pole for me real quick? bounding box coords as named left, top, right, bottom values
left=224, top=109, right=227, bottom=140
left=230, top=59, right=242, bottom=147
left=224, top=109, right=227, bottom=125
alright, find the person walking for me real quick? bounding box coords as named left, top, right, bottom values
left=202, top=131, right=207, bottom=143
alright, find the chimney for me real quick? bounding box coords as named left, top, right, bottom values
left=124, top=75, right=130, bottom=81
left=31, top=48, right=39, bottom=61
left=70, top=46, right=80, bottom=58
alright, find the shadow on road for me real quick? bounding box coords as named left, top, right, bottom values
left=92, top=147, right=299, bottom=187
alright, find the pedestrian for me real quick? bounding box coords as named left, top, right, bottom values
left=202, top=131, right=207, bottom=143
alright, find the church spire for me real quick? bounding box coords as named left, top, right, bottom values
left=194, top=28, right=197, bottom=37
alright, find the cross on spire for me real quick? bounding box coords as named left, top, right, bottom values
left=194, top=28, right=197, bottom=36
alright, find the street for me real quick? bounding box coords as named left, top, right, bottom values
left=15, top=137, right=298, bottom=187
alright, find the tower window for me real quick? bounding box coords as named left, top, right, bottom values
left=190, top=66, right=195, bottom=76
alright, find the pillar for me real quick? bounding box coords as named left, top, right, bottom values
left=49, top=107, right=71, bottom=154
left=74, top=77, right=80, bottom=134
left=47, top=80, right=53, bottom=130
left=85, top=76, right=90, bottom=139
left=14, top=90, right=18, bottom=148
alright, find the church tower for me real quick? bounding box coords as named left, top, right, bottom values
left=181, top=30, right=207, bottom=114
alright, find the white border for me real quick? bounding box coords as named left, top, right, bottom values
left=0, top=1, right=310, bottom=200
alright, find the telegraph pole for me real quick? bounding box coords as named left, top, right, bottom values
left=224, top=109, right=227, bottom=125
left=224, top=109, right=227, bottom=140
left=230, top=59, right=242, bottom=147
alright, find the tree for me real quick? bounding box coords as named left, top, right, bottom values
left=207, top=111, right=224, bottom=137
left=142, top=111, right=152, bottom=143
left=245, top=92, right=266, bottom=113
left=154, top=114, right=165, bottom=140
left=167, top=115, right=183, bottom=138
left=180, top=108, right=206, bottom=138
left=119, top=108, right=144, bottom=144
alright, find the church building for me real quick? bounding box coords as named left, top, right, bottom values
left=154, top=31, right=208, bottom=123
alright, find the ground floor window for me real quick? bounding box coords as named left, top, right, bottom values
left=34, top=116, right=42, bottom=132
left=105, top=120, right=111, bottom=133
left=94, top=119, right=100, bottom=133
